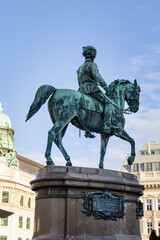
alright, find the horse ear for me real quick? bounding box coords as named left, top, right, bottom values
left=134, top=79, right=138, bottom=86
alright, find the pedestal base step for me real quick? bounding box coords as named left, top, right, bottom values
left=32, top=234, right=141, bottom=240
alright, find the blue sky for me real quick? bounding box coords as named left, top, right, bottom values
left=1, top=0, right=160, bottom=170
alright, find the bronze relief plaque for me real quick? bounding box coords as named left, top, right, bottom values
left=81, top=191, right=125, bottom=221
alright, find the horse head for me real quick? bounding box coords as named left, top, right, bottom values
left=124, top=79, right=141, bottom=113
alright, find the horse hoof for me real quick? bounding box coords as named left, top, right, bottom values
left=66, top=161, right=72, bottom=167
left=46, top=159, right=55, bottom=166
left=127, top=156, right=134, bottom=165
left=99, top=164, right=104, bottom=169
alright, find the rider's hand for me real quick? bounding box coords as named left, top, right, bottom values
left=104, top=86, right=109, bottom=92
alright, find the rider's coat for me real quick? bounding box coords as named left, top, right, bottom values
left=77, top=59, right=108, bottom=104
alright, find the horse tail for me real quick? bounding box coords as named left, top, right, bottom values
left=25, top=85, right=56, bottom=121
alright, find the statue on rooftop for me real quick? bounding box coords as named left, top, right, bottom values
left=26, top=46, right=141, bottom=169
left=6, top=149, right=19, bottom=167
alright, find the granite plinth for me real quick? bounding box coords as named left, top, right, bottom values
left=30, top=166, right=144, bottom=240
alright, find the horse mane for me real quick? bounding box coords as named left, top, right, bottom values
left=109, top=79, right=130, bottom=92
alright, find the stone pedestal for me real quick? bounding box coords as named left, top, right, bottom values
left=30, top=167, right=144, bottom=240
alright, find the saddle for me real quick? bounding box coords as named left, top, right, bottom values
left=79, top=93, right=104, bottom=114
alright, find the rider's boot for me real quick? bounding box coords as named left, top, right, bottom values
left=103, top=104, right=119, bottom=133
left=85, top=131, right=95, bottom=138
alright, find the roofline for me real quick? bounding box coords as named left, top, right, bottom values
left=0, top=127, right=14, bottom=133
left=16, top=154, right=44, bottom=168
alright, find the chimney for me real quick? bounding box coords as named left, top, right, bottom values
left=147, top=141, right=151, bottom=155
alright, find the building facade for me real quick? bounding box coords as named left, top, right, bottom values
left=121, top=141, right=160, bottom=240
left=0, top=103, right=43, bottom=240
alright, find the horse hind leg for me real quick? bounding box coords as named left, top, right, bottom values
left=45, top=122, right=58, bottom=166
left=45, top=121, right=73, bottom=166
left=54, top=125, right=72, bottom=166
left=45, top=121, right=70, bottom=166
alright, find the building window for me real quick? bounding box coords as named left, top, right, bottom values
left=1, top=218, right=8, bottom=226
left=145, top=163, right=152, bottom=172
left=156, top=162, right=160, bottom=171
left=19, top=216, right=23, bottom=228
left=141, top=151, right=145, bottom=155
left=26, top=217, right=30, bottom=229
left=158, top=200, right=160, bottom=210
left=158, top=223, right=160, bottom=236
left=28, top=197, right=31, bottom=208
left=20, top=195, right=24, bottom=207
left=152, top=162, right=160, bottom=171
left=147, top=222, right=152, bottom=234
left=147, top=200, right=152, bottom=211
left=140, top=163, right=144, bottom=171
left=0, top=237, right=7, bottom=240
left=151, top=151, right=155, bottom=155
left=132, top=163, right=139, bottom=172
left=2, top=191, right=9, bottom=203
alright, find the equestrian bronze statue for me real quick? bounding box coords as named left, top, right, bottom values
left=26, top=46, right=141, bottom=169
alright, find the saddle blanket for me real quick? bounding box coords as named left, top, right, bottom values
left=79, top=93, right=104, bottom=113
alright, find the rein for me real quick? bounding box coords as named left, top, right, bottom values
left=107, top=81, right=139, bottom=114
left=78, top=71, right=135, bottom=114
left=104, top=93, right=132, bottom=114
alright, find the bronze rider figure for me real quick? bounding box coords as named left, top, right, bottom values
left=77, top=45, right=119, bottom=138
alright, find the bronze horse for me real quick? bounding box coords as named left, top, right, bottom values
left=26, top=79, right=140, bottom=169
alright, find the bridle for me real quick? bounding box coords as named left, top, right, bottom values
left=124, top=85, right=140, bottom=114
left=78, top=70, right=139, bottom=114
left=105, top=82, right=139, bottom=114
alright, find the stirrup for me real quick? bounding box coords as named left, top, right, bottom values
left=84, top=132, right=95, bottom=138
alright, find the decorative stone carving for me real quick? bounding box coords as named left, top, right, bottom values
left=6, top=149, right=19, bottom=167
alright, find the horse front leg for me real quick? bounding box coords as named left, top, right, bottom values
left=99, top=135, right=109, bottom=169
left=114, top=129, right=135, bottom=165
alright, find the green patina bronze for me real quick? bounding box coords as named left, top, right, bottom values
left=26, top=46, right=141, bottom=169
left=77, top=46, right=119, bottom=138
